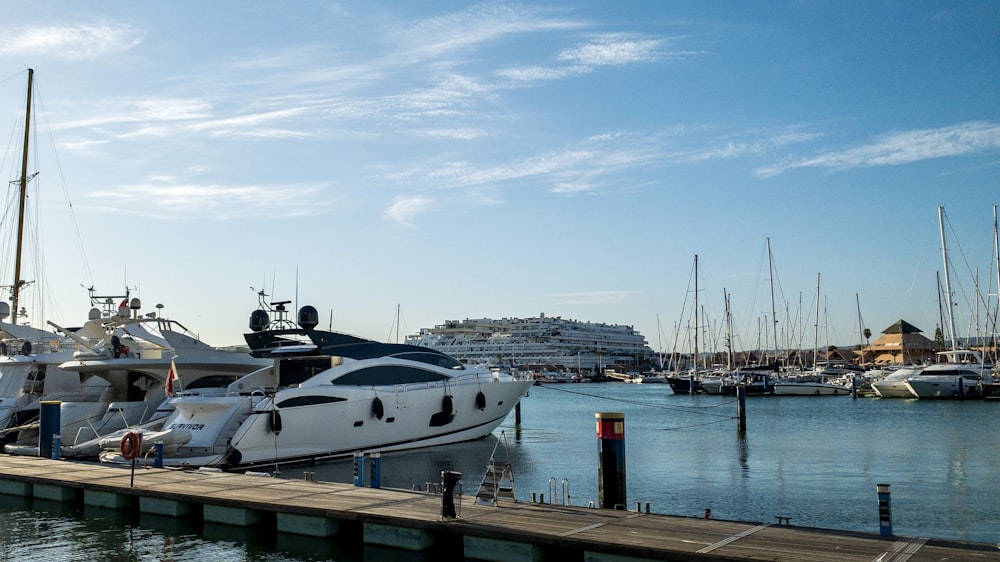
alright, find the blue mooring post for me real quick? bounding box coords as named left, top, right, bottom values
left=154, top=441, right=164, bottom=468
left=39, top=401, right=61, bottom=459
left=369, top=452, right=381, bottom=488
left=736, top=386, right=747, bottom=432
left=688, top=374, right=696, bottom=395
left=353, top=451, right=364, bottom=487
left=595, top=412, right=626, bottom=509
left=877, top=483, right=893, bottom=537
left=851, top=375, right=858, bottom=398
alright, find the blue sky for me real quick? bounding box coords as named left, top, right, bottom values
left=0, top=1, right=998, bottom=354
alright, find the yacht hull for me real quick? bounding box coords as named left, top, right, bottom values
left=101, top=378, right=532, bottom=468
left=772, top=382, right=851, bottom=396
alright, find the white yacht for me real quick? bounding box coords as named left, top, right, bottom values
left=0, top=315, right=100, bottom=433
left=904, top=350, right=992, bottom=399
left=97, top=299, right=533, bottom=469
left=871, top=366, right=924, bottom=398
left=3, top=294, right=269, bottom=456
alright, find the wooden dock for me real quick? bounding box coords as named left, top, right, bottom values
left=0, top=455, right=997, bottom=561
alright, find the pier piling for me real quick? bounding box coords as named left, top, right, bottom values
left=595, top=412, right=626, bottom=509
left=39, top=401, right=60, bottom=459
left=353, top=451, right=364, bottom=487
left=877, top=483, right=892, bottom=537
left=736, top=386, right=747, bottom=432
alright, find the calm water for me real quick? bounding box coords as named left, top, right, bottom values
left=2, top=384, right=998, bottom=560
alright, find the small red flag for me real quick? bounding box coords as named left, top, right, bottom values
left=165, top=358, right=180, bottom=397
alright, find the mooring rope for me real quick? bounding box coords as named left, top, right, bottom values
left=531, top=384, right=738, bottom=430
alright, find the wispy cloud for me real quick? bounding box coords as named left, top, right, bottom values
left=385, top=195, right=434, bottom=226
left=558, top=33, right=669, bottom=66
left=0, top=23, right=143, bottom=59
left=756, top=121, right=1000, bottom=177
left=397, top=4, right=584, bottom=61
left=87, top=179, right=329, bottom=219
left=495, top=65, right=589, bottom=83
left=420, top=130, right=660, bottom=192
left=55, top=98, right=213, bottom=131
left=670, top=126, right=824, bottom=164
left=418, top=128, right=491, bottom=140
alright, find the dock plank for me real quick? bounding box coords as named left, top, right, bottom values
left=0, top=457, right=997, bottom=561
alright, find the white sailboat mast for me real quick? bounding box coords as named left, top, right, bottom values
left=767, top=237, right=779, bottom=365
left=693, top=254, right=698, bottom=372
left=813, top=273, right=820, bottom=370
left=938, top=206, right=959, bottom=352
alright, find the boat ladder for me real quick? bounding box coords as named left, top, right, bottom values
left=474, top=430, right=516, bottom=506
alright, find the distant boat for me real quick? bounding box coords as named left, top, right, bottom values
left=772, top=371, right=851, bottom=396
left=904, top=208, right=995, bottom=400
left=772, top=273, right=852, bottom=396
left=871, top=366, right=923, bottom=398
left=666, top=372, right=703, bottom=393
left=903, top=350, right=991, bottom=399
left=632, top=372, right=669, bottom=384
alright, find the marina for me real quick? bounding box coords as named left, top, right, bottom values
left=0, top=61, right=998, bottom=559
left=1, top=382, right=999, bottom=560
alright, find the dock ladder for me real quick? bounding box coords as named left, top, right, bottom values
left=475, top=430, right=516, bottom=506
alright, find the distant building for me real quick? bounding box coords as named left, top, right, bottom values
left=405, top=313, right=654, bottom=371
left=863, top=319, right=940, bottom=365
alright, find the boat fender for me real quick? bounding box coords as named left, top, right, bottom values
left=442, top=395, right=453, bottom=414
left=268, top=409, right=282, bottom=434
left=120, top=431, right=142, bottom=461
left=0, top=342, right=7, bottom=356
left=226, top=448, right=243, bottom=467
left=372, top=397, right=384, bottom=420
left=20, top=341, right=30, bottom=356
left=475, top=391, right=486, bottom=411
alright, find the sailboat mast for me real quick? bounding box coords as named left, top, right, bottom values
left=11, top=68, right=34, bottom=325
left=724, top=289, right=733, bottom=370
left=767, top=237, right=778, bottom=365
left=938, top=206, right=959, bottom=352
left=994, top=205, right=1000, bottom=363
left=693, top=254, right=698, bottom=372
left=856, top=293, right=864, bottom=367
left=813, top=273, right=820, bottom=370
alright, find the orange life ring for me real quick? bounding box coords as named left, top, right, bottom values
left=120, top=431, right=142, bottom=460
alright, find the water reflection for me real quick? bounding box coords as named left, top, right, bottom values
left=736, top=432, right=750, bottom=475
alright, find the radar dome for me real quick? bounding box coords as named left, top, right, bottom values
left=130, top=298, right=141, bottom=310
left=88, top=307, right=101, bottom=320
left=249, top=309, right=269, bottom=332
left=0, top=302, right=9, bottom=320
left=298, top=305, right=319, bottom=330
